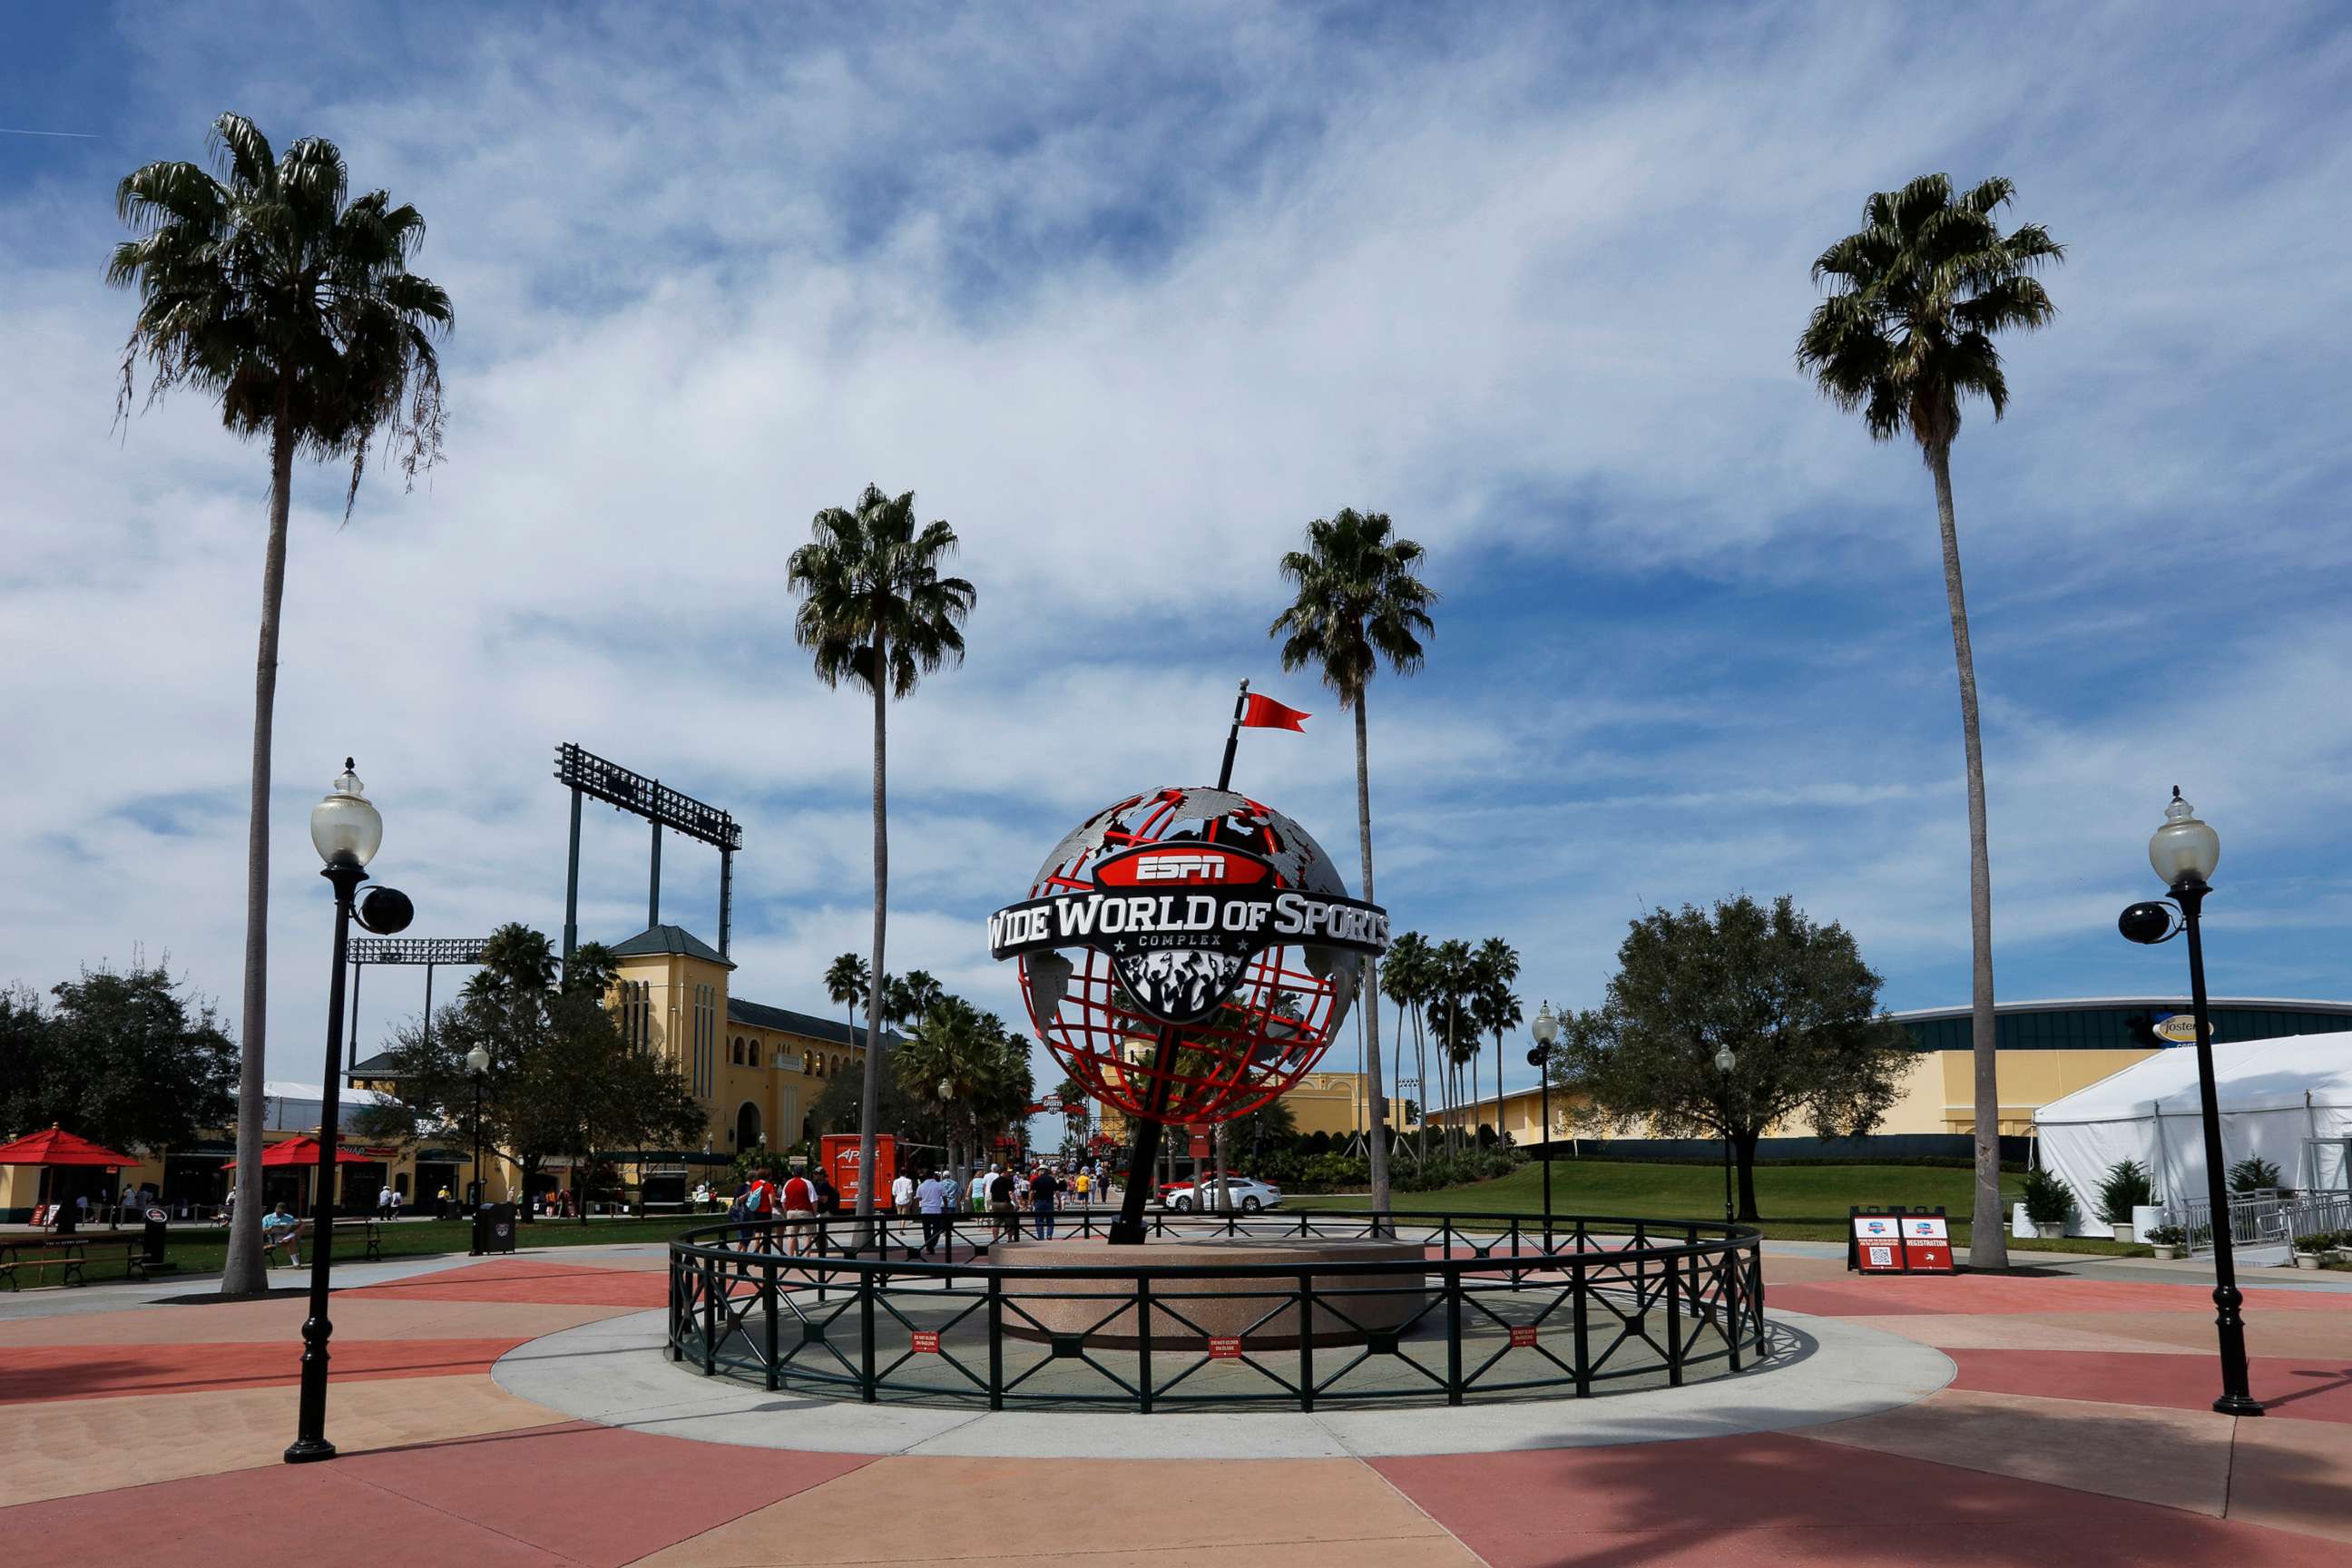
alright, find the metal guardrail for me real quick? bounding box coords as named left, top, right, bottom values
left=2176, top=1188, right=2352, bottom=1255
left=665, top=1208, right=1767, bottom=1413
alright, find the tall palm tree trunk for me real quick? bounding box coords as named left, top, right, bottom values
left=1352, top=695, right=1391, bottom=1225
left=858, top=630, right=888, bottom=1229
left=222, top=397, right=294, bottom=1297
left=1414, top=1004, right=1429, bottom=1159
left=1932, top=446, right=2006, bottom=1269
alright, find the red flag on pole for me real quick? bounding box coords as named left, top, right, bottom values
left=1239, top=693, right=1310, bottom=731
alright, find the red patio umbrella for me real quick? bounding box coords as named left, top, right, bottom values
left=0, top=1124, right=136, bottom=1169
left=0, top=1125, right=136, bottom=1231
left=220, top=1133, right=371, bottom=1170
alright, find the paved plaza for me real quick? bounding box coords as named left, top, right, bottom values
left=2, top=1239, right=2347, bottom=1565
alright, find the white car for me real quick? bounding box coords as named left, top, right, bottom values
left=1160, top=1175, right=1283, bottom=1213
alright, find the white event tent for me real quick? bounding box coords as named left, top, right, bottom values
left=2034, top=1033, right=2352, bottom=1238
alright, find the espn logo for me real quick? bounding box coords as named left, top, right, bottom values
left=1132, top=854, right=1229, bottom=881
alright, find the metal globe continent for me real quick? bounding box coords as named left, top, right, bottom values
left=1014, top=786, right=1367, bottom=1125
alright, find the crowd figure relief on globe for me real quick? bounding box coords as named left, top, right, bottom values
left=987, top=786, right=1388, bottom=1125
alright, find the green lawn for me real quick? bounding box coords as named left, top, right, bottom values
left=1312, top=1159, right=2097, bottom=1248
left=42, top=1211, right=731, bottom=1284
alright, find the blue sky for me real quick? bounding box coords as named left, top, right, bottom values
left=4, top=3, right=2349, bottom=1127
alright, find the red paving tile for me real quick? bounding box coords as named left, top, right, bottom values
left=0, top=1461, right=577, bottom=1568
left=1374, top=1434, right=2348, bottom=1566
left=339, top=1419, right=874, bottom=1566
left=1765, top=1273, right=2349, bottom=1318
left=0, top=1338, right=528, bottom=1404
left=1947, top=1348, right=2352, bottom=1423
left=343, top=1258, right=671, bottom=1307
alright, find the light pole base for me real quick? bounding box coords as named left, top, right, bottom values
left=283, top=1436, right=338, bottom=1464
left=2212, top=1393, right=2266, bottom=1418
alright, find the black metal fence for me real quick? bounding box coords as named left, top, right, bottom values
left=667, top=1209, right=1766, bottom=1413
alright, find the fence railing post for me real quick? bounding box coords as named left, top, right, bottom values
left=667, top=1253, right=681, bottom=1362
left=1724, top=1246, right=1742, bottom=1372
left=985, top=1275, right=1004, bottom=1411
left=1572, top=1255, right=1591, bottom=1397
left=860, top=1268, right=878, bottom=1404
left=701, top=1257, right=717, bottom=1376
left=763, top=1259, right=780, bottom=1392
left=1445, top=1268, right=1465, bottom=1406
left=1136, top=1276, right=1154, bottom=1414
left=1663, top=1248, right=1684, bottom=1387
left=1298, top=1272, right=1316, bottom=1412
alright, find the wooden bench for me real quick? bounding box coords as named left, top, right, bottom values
left=0, top=1236, right=155, bottom=1289
left=331, top=1217, right=383, bottom=1262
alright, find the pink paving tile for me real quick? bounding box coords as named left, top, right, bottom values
left=1374, top=1435, right=2347, bottom=1566
left=338, top=1420, right=874, bottom=1566
left=1764, top=1273, right=2347, bottom=1318
left=1947, top=1348, right=2352, bottom=1423
left=0, top=1461, right=575, bottom=1568
left=343, top=1258, right=671, bottom=1307
left=0, top=1338, right=527, bottom=1405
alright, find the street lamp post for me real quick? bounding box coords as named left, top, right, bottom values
left=1714, top=1045, right=1738, bottom=1226
left=466, top=1045, right=490, bottom=1254
left=1528, top=1002, right=1559, bottom=1250
left=2118, top=788, right=2262, bottom=1418
left=287, top=760, right=411, bottom=1465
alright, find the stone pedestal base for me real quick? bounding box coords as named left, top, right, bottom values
left=995, top=1235, right=1427, bottom=1349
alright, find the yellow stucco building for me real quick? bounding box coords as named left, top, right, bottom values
left=1422, top=996, right=2352, bottom=1152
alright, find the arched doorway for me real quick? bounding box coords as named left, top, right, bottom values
left=735, top=1102, right=762, bottom=1151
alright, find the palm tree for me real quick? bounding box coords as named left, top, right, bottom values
left=1270, top=508, right=1435, bottom=1222
left=1381, top=931, right=1431, bottom=1158
left=1474, top=937, right=1522, bottom=1142
left=1798, top=173, right=2061, bottom=1269
left=1428, top=938, right=1474, bottom=1153
left=110, top=113, right=452, bottom=1296
left=789, top=485, right=975, bottom=1221
left=823, top=952, right=870, bottom=1061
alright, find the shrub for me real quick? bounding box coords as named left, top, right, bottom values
left=2094, top=1159, right=2155, bottom=1225
left=2227, top=1155, right=2283, bottom=1194
left=2295, top=1230, right=2337, bottom=1253
left=2021, top=1167, right=2076, bottom=1227
left=2144, top=1224, right=2185, bottom=1247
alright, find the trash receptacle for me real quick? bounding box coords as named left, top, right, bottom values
left=141, top=1206, right=178, bottom=1274
left=476, top=1201, right=518, bottom=1255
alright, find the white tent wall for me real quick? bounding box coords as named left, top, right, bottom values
left=2034, top=1033, right=2352, bottom=1239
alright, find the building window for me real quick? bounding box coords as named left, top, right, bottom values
left=748, top=1040, right=760, bottom=1067
left=731, top=1036, right=744, bottom=1066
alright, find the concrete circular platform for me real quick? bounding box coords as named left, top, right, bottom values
left=992, top=1234, right=1428, bottom=1348
left=492, top=1305, right=1955, bottom=1458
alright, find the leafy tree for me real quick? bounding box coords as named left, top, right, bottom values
left=365, top=924, right=647, bottom=1222
left=1798, top=173, right=2061, bottom=1266
left=0, top=965, right=237, bottom=1156
left=517, top=986, right=704, bottom=1224
left=1559, top=895, right=1912, bottom=1220
left=110, top=114, right=451, bottom=1294
left=789, top=485, right=975, bottom=1220
left=1473, top=937, right=1522, bottom=1143
left=890, top=998, right=1033, bottom=1180
left=1270, top=507, right=1435, bottom=1223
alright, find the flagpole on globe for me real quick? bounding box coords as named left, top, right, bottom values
left=1216, top=679, right=1250, bottom=792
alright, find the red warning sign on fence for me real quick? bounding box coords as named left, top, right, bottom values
left=1208, top=1337, right=1243, bottom=1358
left=911, top=1330, right=941, bottom=1354
left=1509, top=1325, right=1539, bottom=1348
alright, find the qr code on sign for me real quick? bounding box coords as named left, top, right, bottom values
left=1867, top=1245, right=1894, bottom=1266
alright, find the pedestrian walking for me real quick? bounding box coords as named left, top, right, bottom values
left=915, top=1170, right=951, bottom=1257
left=779, top=1167, right=818, bottom=1257
left=1030, top=1165, right=1060, bottom=1239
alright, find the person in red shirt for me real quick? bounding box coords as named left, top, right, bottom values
left=737, top=1167, right=779, bottom=1255
left=779, top=1168, right=818, bottom=1256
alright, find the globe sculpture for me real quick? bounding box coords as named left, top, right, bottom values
left=988, top=786, right=1387, bottom=1130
